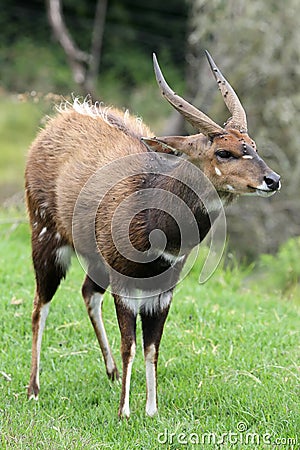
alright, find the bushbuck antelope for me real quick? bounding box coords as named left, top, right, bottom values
left=26, top=51, right=280, bottom=417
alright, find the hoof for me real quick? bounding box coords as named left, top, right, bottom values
left=118, top=407, right=130, bottom=420
left=146, top=406, right=158, bottom=417
left=107, top=366, right=120, bottom=382
left=28, top=393, right=39, bottom=401
left=27, top=382, right=39, bottom=401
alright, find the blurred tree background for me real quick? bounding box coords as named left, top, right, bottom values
left=1, top=0, right=299, bottom=259
left=184, top=0, right=300, bottom=258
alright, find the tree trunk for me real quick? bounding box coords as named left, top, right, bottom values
left=46, top=0, right=107, bottom=99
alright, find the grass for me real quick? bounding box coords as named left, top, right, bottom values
left=0, top=94, right=50, bottom=201
left=0, top=209, right=299, bottom=449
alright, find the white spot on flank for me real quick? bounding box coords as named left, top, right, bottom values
left=215, top=167, right=222, bottom=176
left=38, top=227, right=47, bottom=240
left=55, top=232, right=61, bottom=241
left=242, top=155, right=253, bottom=160
left=55, top=245, right=72, bottom=271
left=39, top=209, right=46, bottom=219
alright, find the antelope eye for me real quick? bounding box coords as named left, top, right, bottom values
left=215, top=149, right=234, bottom=159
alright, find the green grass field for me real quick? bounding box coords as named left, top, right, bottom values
left=0, top=211, right=299, bottom=449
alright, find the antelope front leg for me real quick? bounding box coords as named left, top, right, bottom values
left=114, top=297, right=137, bottom=418
left=141, top=293, right=172, bottom=416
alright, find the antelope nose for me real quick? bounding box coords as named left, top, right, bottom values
left=264, top=173, right=281, bottom=191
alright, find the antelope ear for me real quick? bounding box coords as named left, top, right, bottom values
left=141, top=135, right=210, bottom=157
left=141, top=137, right=182, bottom=155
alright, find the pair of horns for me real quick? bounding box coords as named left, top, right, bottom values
left=153, top=51, right=247, bottom=136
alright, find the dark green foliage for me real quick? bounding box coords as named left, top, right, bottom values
left=0, top=0, right=188, bottom=93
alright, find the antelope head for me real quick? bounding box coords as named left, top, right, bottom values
left=143, top=52, right=281, bottom=198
